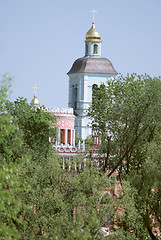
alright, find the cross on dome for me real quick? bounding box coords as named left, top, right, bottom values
left=91, top=9, right=97, bottom=24
left=32, top=83, right=39, bottom=97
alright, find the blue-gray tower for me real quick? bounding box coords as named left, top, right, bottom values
left=67, top=16, right=117, bottom=140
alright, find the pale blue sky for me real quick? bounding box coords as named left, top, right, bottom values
left=0, top=0, right=161, bottom=107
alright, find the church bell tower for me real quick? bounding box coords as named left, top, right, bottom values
left=67, top=10, right=117, bottom=140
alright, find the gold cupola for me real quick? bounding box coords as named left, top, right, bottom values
left=85, top=22, right=101, bottom=42
left=30, top=95, right=39, bottom=106
left=85, top=9, right=101, bottom=42
left=30, top=84, right=40, bottom=106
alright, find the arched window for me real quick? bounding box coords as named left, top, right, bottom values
left=74, top=87, right=77, bottom=110
left=93, top=44, right=98, bottom=54
left=85, top=44, right=88, bottom=55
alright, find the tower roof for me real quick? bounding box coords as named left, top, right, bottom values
left=67, top=56, right=117, bottom=75
left=85, top=22, right=101, bottom=42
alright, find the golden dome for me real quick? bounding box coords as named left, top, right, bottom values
left=85, top=22, right=101, bottom=42
left=31, top=84, right=40, bottom=106
left=30, top=95, right=40, bottom=106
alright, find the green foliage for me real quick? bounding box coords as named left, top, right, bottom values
left=1, top=75, right=109, bottom=239
left=114, top=180, right=148, bottom=239
left=85, top=136, right=93, bottom=149
left=88, top=74, right=161, bottom=239
left=7, top=97, right=56, bottom=159
left=2, top=72, right=160, bottom=239
left=0, top=75, right=57, bottom=239
left=0, top=75, right=25, bottom=239
left=88, top=74, right=161, bottom=174
left=75, top=136, right=83, bottom=147
left=0, top=161, right=23, bottom=240
left=19, top=155, right=110, bottom=239
left=75, top=136, right=93, bottom=150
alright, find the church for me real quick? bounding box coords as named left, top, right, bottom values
left=31, top=10, right=117, bottom=149
left=30, top=10, right=120, bottom=214
left=67, top=11, right=117, bottom=140
left=29, top=13, right=160, bottom=236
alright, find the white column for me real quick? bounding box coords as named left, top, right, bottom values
left=83, top=140, right=85, bottom=152
left=69, top=157, right=71, bottom=171
left=79, top=161, right=81, bottom=171
left=70, top=130, right=72, bottom=146
left=73, top=130, right=75, bottom=146
left=84, top=158, right=86, bottom=168
left=78, top=140, right=81, bottom=150
left=58, top=128, right=60, bottom=144
left=65, top=129, right=68, bottom=145
left=84, top=76, right=88, bottom=101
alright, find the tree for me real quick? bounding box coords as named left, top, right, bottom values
left=0, top=75, right=25, bottom=239
left=1, top=74, right=111, bottom=239
left=19, top=154, right=111, bottom=239
left=7, top=97, right=56, bottom=160
left=88, top=74, right=161, bottom=239
left=0, top=75, right=57, bottom=239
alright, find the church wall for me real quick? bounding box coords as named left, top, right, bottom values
left=68, top=74, right=114, bottom=140
left=69, top=74, right=113, bottom=110
left=50, top=109, right=75, bottom=145
left=75, top=115, right=92, bottom=139
left=68, top=75, right=80, bottom=109
left=87, top=74, right=113, bottom=102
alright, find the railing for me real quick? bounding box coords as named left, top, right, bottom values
left=46, top=107, right=74, bottom=114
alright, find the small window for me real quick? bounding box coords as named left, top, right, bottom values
left=67, top=129, right=71, bottom=144
left=60, top=129, right=65, bottom=144
left=85, top=44, right=88, bottom=55
left=93, top=44, right=98, bottom=54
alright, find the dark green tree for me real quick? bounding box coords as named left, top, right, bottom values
left=0, top=75, right=57, bottom=239
left=19, top=154, right=110, bottom=239
left=7, top=97, right=56, bottom=160
left=88, top=74, right=161, bottom=239
left=0, top=75, right=25, bottom=239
